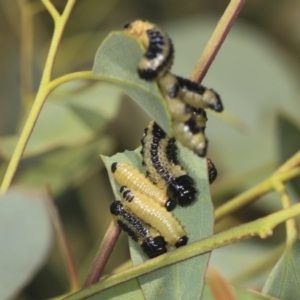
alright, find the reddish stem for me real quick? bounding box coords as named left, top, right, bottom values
left=45, top=191, right=79, bottom=291
left=190, top=0, right=246, bottom=83
left=82, top=220, right=121, bottom=288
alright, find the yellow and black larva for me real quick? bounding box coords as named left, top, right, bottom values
left=110, top=201, right=167, bottom=258
left=111, top=162, right=177, bottom=211
left=120, top=186, right=188, bottom=248
left=158, top=73, right=223, bottom=113
left=123, top=20, right=223, bottom=157
left=123, top=20, right=173, bottom=80
left=141, top=121, right=197, bottom=206
left=173, top=117, right=208, bottom=157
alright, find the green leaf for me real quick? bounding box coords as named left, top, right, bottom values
left=277, top=114, right=300, bottom=197
left=86, top=278, right=145, bottom=300
left=92, top=31, right=172, bottom=135
left=101, top=143, right=214, bottom=299
left=262, top=238, right=300, bottom=299
left=15, top=137, right=114, bottom=195
left=0, top=189, right=53, bottom=300
left=202, top=281, right=279, bottom=300
left=0, top=82, right=121, bottom=159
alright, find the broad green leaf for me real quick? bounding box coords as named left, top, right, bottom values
left=262, top=238, right=300, bottom=299
left=202, top=281, right=278, bottom=300
left=15, top=137, right=114, bottom=195
left=277, top=114, right=300, bottom=197
left=86, top=278, right=145, bottom=300
left=101, top=143, right=214, bottom=299
left=92, top=32, right=172, bottom=135
left=0, top=189, right=53, bottom=300
left=0, top=82, right=121, bottom=159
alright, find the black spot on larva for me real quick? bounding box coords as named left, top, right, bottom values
left=138, top=30, right=174, bottom=80
left=176, top=76, right=206, bottom=95
left=145, top=30, right=164, bottom=59
left=138, top=68, right=158, bottom=80
left=165, top=199, right=177, bottom=211
left=175, top=235, right=188, bottom=248
left=166, top=138, right=178, bottom=165
left=185, top=118, right=201, bottom=134
left=117, top=220, right=139, bottom=242
left=120, top=186, right=134, bottom=201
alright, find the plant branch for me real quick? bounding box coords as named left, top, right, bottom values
left=41, top=0, right=60, bottom=21
left=82, top=220, right=121, bottom=288
left=275, top=150, right=300, bottom=173
left=215, top=167, right=300, bottom=221
left=49, top=71, right=97, bottom=90
left=18, top=0, right=34, bottom=101
left=63, top=201, right=300, bottom=300
left=190, top=0, right=246, bottom=83
left=0, top=0, right=76, bottom=194
left=45, top=188, right=79, bottom=291
left=273, top=180, right=297, bottom=247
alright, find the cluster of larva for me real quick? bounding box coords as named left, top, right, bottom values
left=109, top=20, right=220, bottom=258
left=110, top=133, right=217, bottom=258
left=123, top=20, right=224, bottom=157
left=110, top=162, right=188, bottom=258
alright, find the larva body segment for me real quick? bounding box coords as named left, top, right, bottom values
left=176, top=76, right=223, bottom=112
left=120, top=187, right=188, bottom=248
left=141, top=121, right=197, bottom=206
left=123, top=20, right=173, bottom=80
left=111, top=162, right=176, bottom=211
left=110, top=201, right=167, bottom=258
left=158, top=73, right=223, bottom=113
left=173, top=120, right=208, bottom=157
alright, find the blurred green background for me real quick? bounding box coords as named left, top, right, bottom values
left=0, top=0, right=300, bottom=299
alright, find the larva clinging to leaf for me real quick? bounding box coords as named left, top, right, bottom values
left=120, top=186, right=188, bottom=248
left=110, top=201, right=167, bottom=258
left=111, top=161, right=177, bottom=211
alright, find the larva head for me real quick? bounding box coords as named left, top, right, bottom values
left=167, top=175, right=196, bottom=206
left=175, top=235, right=188, bottom=248
left=123, top=20, right=155, bottom=48
left=111, top=162, right=118, bottom=173
left=110, top=201, right=123, bottom=215
left=141, top=236, right=168, bottom=258
left=203, top=89, right=223, bottom=112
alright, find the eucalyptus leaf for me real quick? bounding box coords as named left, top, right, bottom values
left=92, top=32, right=172, bottom=135
left=86, top=278, right=145, bottom=300
left=0, top=189, right=53, bottom=300
left=262, top=238, right=300, bottom=299
left=203, top=281, right=278, bottom=300
left=15, top=137, right=114, bottom=195
left=0, top=82, right=121, bottom=159
left=277, top=114, right=300, bottom=197
left=101, top=143, right=214, bottom=299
